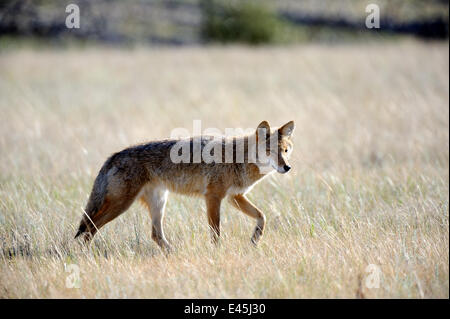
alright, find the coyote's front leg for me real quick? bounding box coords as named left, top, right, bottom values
left=230, top=194, right=266, bottom=244
left=205, top=192, right=224, bottom=244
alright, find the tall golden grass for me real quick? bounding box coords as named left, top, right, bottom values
left=0, top=40, right=448, bottom=298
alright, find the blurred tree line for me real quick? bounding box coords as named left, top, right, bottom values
left=0, top=0, right=448, bottom=46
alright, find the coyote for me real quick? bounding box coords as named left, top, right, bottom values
left=75, top=120, right=295, bottom=248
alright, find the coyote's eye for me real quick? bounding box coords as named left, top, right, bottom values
left=284, top=149, right=288, bottom=153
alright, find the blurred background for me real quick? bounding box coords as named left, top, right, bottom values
left=0, top=0, right=448, bottom=47
left=0, top=1, right=448, bottom=298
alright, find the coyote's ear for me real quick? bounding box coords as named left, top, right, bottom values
left=256, top=121, right=271, bottom=142
left=279, top=121, right=295, bottom=137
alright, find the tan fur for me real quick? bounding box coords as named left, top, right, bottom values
left=75, top=121, right=295, bottom=248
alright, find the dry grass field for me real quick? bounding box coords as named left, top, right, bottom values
left=0, top=40, right=448, bottom=298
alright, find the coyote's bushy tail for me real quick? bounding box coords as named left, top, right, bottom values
left=74, top=166, right=109, bottom=239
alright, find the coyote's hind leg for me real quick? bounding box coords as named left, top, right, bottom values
left=140, top=184, right=171, bottom=251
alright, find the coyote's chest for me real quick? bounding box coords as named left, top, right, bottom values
left=226, top=166, right=274, bottom=196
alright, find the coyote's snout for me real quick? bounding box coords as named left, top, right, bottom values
left=75, top=120, right=295, bottom=248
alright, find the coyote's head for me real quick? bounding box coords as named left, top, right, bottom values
left=255, top=120, right=295, bottom=174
